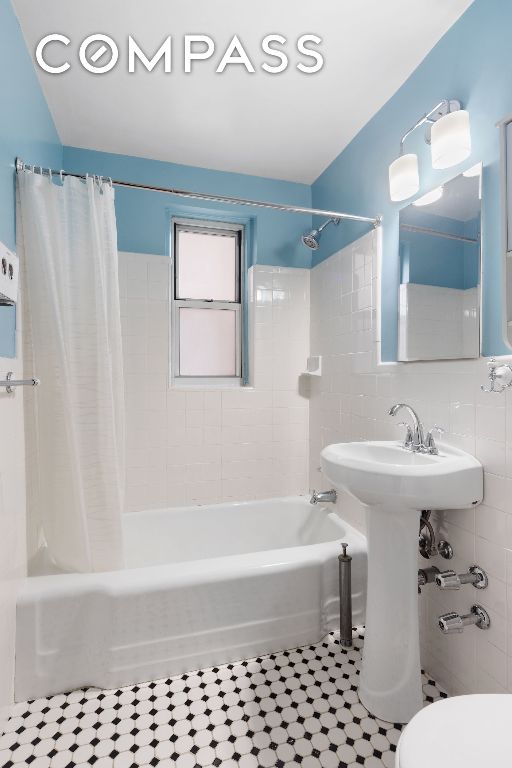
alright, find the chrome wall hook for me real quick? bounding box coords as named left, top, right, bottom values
left=481, top=358, right=512, bottom=393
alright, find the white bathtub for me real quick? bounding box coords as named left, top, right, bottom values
left=16, top=496, right=367, bottom=702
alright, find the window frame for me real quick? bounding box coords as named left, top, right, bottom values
left=170, top=217, right=245, bottom=387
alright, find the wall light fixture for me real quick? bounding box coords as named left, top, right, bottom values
left=389, top=100, right=471, bottom=202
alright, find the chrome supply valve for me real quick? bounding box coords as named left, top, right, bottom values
left=310, top=489, right=337, bottom=505
left=438, top=540, right=454, bottom=560
left=418, top=565, right=440, bottom=594
left=418, top=511, right=454, bottom=560
left=435, top=564, right=488, bottom=591
left=438, top=604, right=491, bottom=634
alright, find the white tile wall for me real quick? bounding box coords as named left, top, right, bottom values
left=0, top=316, right=27, bottom=732
left=309, top=229, right=512, bottom=697
left=119, top=253, right=310, bottom=511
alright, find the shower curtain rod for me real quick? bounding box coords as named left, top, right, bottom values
left=15, top=158, right=381, bottom=227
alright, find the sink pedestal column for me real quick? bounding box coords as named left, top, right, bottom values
left=358, top=504, right=423, bottom=724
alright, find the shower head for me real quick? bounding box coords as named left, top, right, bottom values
left=302, top=231, right=321, bottom=250
left=301, top=217, right=340, bottom=249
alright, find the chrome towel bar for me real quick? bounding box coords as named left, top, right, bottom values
left=0, top=371, right=40, bottom=394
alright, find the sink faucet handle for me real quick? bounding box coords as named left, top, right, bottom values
left=397, top=421, right=414, bottom=449
left=424, top=425, right=445, bottom=455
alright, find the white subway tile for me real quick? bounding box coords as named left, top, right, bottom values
left=450, top=402, right=475, bottom=436
left=185, top=462, right=221, bottom=483
left=475, top=637, right=508, bottom=687
left=475, top=438, right=507, bottom=477
left=483, top=473, right=510, bottom=512
left=148, top=280, right=168, bottom=301
left=475, top=504, right=509, bottom=546
left=475, top=536, right=507, bottom=581
left=476, top=405, right=506, bottom=443
left=221, top=459, right=274, bottom=480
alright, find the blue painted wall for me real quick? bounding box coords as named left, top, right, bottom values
left=62, top=147, right=312, bottom=268
left=0, top=0, right=62, bottom=357
left=311, top=0, right=512, bottom=360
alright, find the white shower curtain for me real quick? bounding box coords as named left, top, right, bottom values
left=18, top=170, right=125, bottom=572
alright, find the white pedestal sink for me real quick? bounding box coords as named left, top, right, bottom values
left=321, top=441, right=483, bottom=724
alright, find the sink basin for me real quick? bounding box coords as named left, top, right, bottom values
left=321, top=440, right=483, bottom=724
left=321, top=440, right=483, bottom=510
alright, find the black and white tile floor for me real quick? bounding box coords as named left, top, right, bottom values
left=0, top=629, right=446, bottom=768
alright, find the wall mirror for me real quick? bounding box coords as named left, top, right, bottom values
left=398, top=165, right=482, bottom=361
left=500, top=117, right=512, bottom=348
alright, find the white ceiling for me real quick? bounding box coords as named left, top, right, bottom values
left=13, top=0, right=474, bottom=184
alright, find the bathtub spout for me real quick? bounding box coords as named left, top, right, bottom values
left=310, top=489, right=337, bottom=505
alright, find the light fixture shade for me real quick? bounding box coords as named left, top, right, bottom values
left=389, top=153, right=419, bottom=202
left=431, top=110, right=471, bottom=170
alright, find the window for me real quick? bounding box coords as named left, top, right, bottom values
left=171, top=219, right=244, bottom=385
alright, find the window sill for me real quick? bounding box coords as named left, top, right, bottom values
left=170, top=378, right=252, bottom=390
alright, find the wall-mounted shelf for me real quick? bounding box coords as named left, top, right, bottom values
left=302, top=356, right=322, bottom=377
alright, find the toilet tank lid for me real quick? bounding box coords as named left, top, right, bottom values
left=397, top=694, right=512, bottom=768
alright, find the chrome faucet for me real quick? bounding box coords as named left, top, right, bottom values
left=310, top=489, right=337, bottom=505
left=389, top=403, right=444, bottom=455
left=389, top=403, right=425, bottom=451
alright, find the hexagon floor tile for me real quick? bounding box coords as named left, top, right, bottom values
left=0, top=629, right=447, bottom=768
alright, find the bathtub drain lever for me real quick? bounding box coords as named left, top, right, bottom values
left=338, top=542, right=353, bottom=647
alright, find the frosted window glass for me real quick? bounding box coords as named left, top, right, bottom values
left=177, top=231, right=237, bottom=301
left=179, top=308, right=237, bottom=376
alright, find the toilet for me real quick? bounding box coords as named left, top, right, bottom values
left=396, top=694, right=512, bottom=767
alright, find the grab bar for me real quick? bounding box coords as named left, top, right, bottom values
left=0, top=371, right=40, bottom=394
